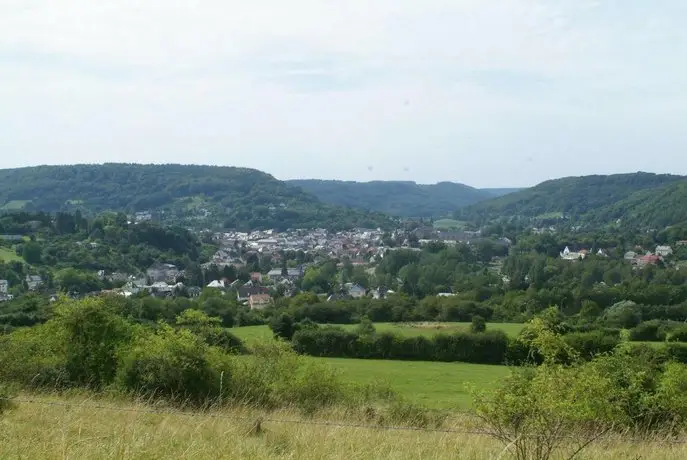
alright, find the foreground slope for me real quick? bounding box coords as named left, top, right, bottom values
left=2, top=394, right=683, bottom=460
left=454, top=172, right=685, bottom=225
left=0, top=164, right=392, bottom=230
left=288, top=179, right=511, bottom=217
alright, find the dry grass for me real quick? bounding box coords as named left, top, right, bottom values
left=2, top=394, right=687, bottom=459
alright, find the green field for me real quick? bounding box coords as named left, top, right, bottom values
left=316, top=357, right=509, bottom=409
left=230, top=322, right=518, bottom=409
left=0, top=246, right=21, bottom=262
left=432, top=219, right=467, bottom=230
left=0, top=200, right=31, bottom=210
left=535, top=211, right=564, bottom=219
left=230, top=322, right=524, bottom=344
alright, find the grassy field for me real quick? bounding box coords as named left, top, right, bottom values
left=0, top=200, right=30, bottom=211
left=1, top=393, right=685, bottom=459
left=0, top=246, right=21, bottom=262
left=316, top=357, right=509, bottom=409
left=432, top=218, right=467, bottom=230
left=230, top=322, right=521, bottom=410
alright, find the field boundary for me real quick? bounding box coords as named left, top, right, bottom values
left=3, top=396, right=687, bottom=445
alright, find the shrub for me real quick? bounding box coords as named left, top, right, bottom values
left=665, top=343, right=687, bottom=364
left=269, top=313, right=296, bottom=340
left=629, top=320, right=671, bottom=342
left=292, top=327, right=510, bottom=364
left=667, top=325, right=687, bottom=343
left=116, top=325, right=228, bottom=405
left=470, top=315, right=486, bottom=333
left=563, top=331, right=620, bottom=360
left=0, top=322, right=69, bottom=389
left=230, top=341, right=388, bottom=413
left=473, top=363, right=622, bottom=460
left=55, top=298, right=135, bottom=389
left=176, top=309, right=245, bottom=353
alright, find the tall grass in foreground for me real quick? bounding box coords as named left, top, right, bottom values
left=1, top=393, right=687, bottom=460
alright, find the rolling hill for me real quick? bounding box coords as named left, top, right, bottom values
left=287, top=179, right=518, bottom=217
left=0, top=164, right=394, bottom=231
left=454, top=172, right=687, bottom=227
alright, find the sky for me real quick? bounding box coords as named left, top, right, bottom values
left=1, top=0, right=686, bottom=188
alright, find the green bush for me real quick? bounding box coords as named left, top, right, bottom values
left=116, top=325, right=228, bottom=405
left=0, top=321, right=69, bottom=389
left=291, top=327, right=510, bottom=364
left=667, top=325, right=687, bottom=342
left=563, top=331, right=620, bottom=360
left=269, top=313, right=296, bottom=340
left=175, top=309, right=245, bottom=353
left=56, top=297, right=135, bottom=389
left=629, top=320, right=673, bottom=342
left=470, top=315, right=487, bottom=333
left=229, top=342, right=388, bottom=413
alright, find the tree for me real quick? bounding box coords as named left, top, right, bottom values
left=22, top=241, right=42, bottom=265
left=356, top=317, right=376, bottom=338
left=470, top=315, right=487, bottom=333
left=269, top=313, right=296, bottom=341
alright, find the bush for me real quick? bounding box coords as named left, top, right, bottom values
left=116, top=325, right=228, bottom=405
left=668, top=325, right=687, bottom=343
left=56, top=298, right=135, bottom=389
left=629, top=320, right=672, bottom=342
left=292, top=328, right=510, bottom=364
left=563, top=331, right=620, bottom=360
left=229, top=341, right=391, bottom=413
left=470, top=315, right=486, bottom=333
left=269, top=313, right=296, bottom=340
left=665, top=343, right=687, bottom=364
left=175, top=309, right=245, bottom=353
left=0, top=322, right=69, bottom=389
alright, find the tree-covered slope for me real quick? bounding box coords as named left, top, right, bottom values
left=454, top=172, right=685, bottom=225
left=287, top=179, right=506, bottom=217
left=0, top=164, right=393, bottom=231
left=585, top=179, right=687, bottom=229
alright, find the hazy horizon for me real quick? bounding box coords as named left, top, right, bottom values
left=1, top=161, right=682, bottom=190
left=3, top=1, right=686, bottom=188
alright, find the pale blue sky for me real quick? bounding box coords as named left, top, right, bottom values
left=1, top=0, right=685, bottom=187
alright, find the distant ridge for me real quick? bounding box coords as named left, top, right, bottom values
left=453, top=172, right=687, bottom=228
left=0, top=164, right=394, bottom=231
left=287, top=179, right=519, bottom=217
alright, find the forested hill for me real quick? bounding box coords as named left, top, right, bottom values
left=584, top=179, right=687, bottom=229
left=454, top=172, right=687, bottom=227
left=287, top=179, right=517, bottom=217
left=0, top=164, right=394, bottom=231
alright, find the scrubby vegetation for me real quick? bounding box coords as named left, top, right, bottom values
left=0, top=296, right=403, bottom=417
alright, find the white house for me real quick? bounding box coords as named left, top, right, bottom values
left=207, top=280, right=225, bottom=289
left=560, top=246, right=586, bottom=261
left=656, top=245, right=673, bottom=257
left=0, top=279, right=8, bottom=295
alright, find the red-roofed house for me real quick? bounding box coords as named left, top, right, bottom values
left=637, top=255, right=661, bottom=267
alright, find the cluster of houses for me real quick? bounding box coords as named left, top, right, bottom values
left=0, top=274, right=45, bottom=302
left=205, top=228, right=388, bottom=268
left=0, top=279, right=11, bottom=302
left=624, top=245, right=673, bottom=267
left=559, top=244, right=677, bottom=268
